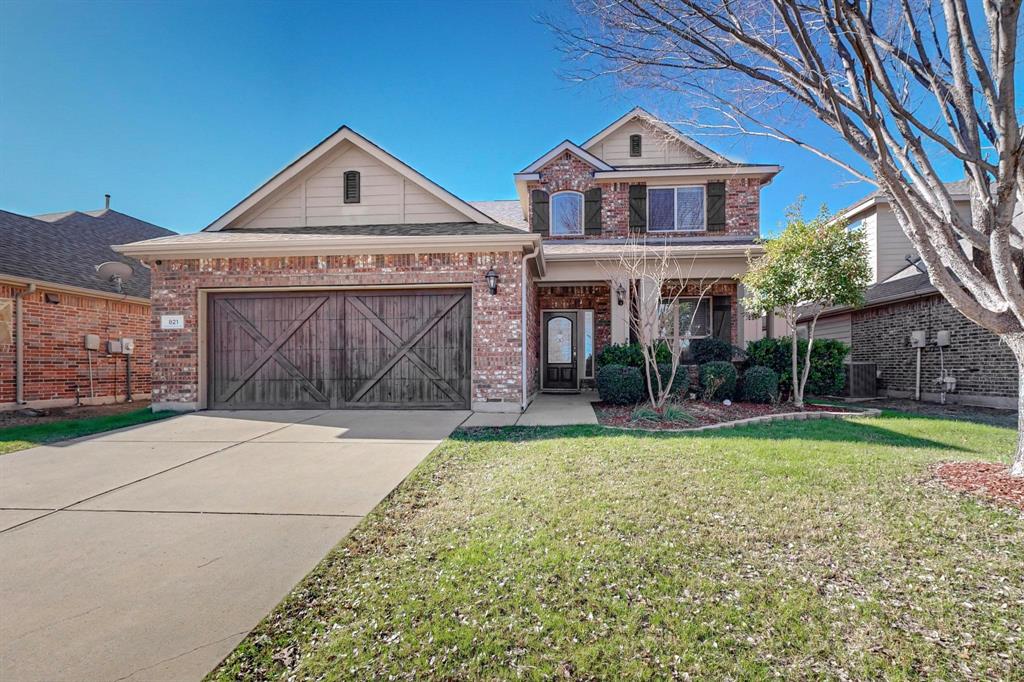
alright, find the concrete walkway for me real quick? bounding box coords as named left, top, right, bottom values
left=463, top=391, right=599, bottom=427
left=0, top=409, right=467, bottom=682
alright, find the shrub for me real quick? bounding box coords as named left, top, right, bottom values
left=690, top=337, right=733, bottom=364
left=596, top=342, right=671, bottom=368
left=741, top=366, right=779, bottom=404
left=596, top=364, right=645, bottom=405
left=745, top=337, right=850, bottom=397
left=699, top=361, right=737, bottom=401
left=630, top=405, right=661, bottom=422
left=654, top=363, right=690, bottom=397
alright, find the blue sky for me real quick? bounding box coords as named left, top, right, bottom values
left=2, top=0, right=879, bottom=235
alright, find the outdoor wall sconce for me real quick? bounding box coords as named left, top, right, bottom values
left=615, top=283, right=626, bottom=306
left=485, top=267, right=499, bottom=295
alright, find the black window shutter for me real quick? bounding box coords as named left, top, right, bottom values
left=343, top=170, right=361, bottom=204
left=531, top=190, right=550, bottom=236
left=629, top=134, right=642, bottom=157
left=706, top=181, right=726, bottom=232
left=628, top=184, right=646, bottom=232
left=712, top=295, right=732, bottom=344
left=584, top=188, right=602, bottom=235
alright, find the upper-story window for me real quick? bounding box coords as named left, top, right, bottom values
left=550, top=191, right=584, bottom=236
left=629, top=134, right=642, bottom=157
left=648, top=185, right=705, bottom=232
left=343, top=170, right=361, bottom=203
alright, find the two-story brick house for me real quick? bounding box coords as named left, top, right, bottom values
left=117, top=108, right=779, bottom=413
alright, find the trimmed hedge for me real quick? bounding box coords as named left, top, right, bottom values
left=596, top=364, right=645, bottom=405
left=741, top=366, right=779, bottom=404
left=691, top=337, right=733, bottom=364
left=596, top=342, right=670, bottom=368
left=745, top=337, right=849, bottom=397
left=654, top=363, right=690, bottom=397
left=699, top=361, right=737, bottom=401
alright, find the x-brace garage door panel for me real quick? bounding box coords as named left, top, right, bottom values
left=207, top=289, right=471, bottom=409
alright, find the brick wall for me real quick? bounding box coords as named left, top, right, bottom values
left=0, top=283, right=152, bottom=408
left=525, top=151, right=761, bottom=239
left=851, top=294, right=1018, bottom=405
left=537, top=284, right=613, bottom=359
left=148, top=251, right=528, bottom=410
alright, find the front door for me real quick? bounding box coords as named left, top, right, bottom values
left=542, top=311, right=578, bottom=391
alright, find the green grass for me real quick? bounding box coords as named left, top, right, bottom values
left=210, top=414, right=1023, bottom=681
left=0, top=408, right=175, bottom=454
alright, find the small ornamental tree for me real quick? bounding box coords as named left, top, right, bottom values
left=743, top=204, right=871, bottom=408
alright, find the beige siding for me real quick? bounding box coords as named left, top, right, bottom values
left=586, top=119, right=707, bottom=167
left=237, top=142, right=466, bottom=228
left=872, top=207, right=915, bottom=283
left=813, top=314, right=852, bottom=346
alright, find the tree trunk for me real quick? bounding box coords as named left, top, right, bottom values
left=791, top=332, right=802, bottom=408
left=1004, top=332, right=1024, bottom=478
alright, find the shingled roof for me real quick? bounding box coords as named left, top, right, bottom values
left=0, top=208, right=175, bottom=299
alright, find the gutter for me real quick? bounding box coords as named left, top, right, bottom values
left=592, top=165, right=781, bottom=181
left=0, top=274, right=150, bottom=306
left=521, top=245, right=541, bottom=411
left=541, top=245, right=762, bottom=261
left=113, top=233, right=542, bottom=260
left=796, top=286, right=939, bottom=323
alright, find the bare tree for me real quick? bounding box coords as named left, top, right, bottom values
left=553, top=0, right=1024, bottom=476
left=603, top=236, right=717, bottom=408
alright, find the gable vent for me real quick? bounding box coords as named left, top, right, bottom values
left=629, top=134, right=642, bottom=157
left=343, top=170, right=361, bottom=204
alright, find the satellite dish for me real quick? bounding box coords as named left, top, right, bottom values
left=96, top=261, right=134, bottom=293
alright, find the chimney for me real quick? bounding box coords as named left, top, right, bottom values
left=104, top=194, right=111, bottom=209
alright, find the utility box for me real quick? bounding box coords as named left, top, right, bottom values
left=910, top=330, right=927, bottom=348
left=106, top=339, right=122, bottom=354
left=121, top=338, right=135, bottom=354
left=84, top=334, right=100, bottom=351
left=935, top=330, right=951, bottom=347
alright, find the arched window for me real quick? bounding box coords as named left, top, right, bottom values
left=343, top=170, right=360, bottom=204
left=550, top=191, right=583, bottom=236
left=629, top=134, right=642, bottom=157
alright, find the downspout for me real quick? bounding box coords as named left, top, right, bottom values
left=14, top=283, right=36, bottom=404
left=521, top=247, right=540, bottom=411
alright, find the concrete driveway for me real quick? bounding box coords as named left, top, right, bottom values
left=0, top=409, right=468, bottom=681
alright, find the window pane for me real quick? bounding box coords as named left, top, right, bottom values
left=547, top=316, right=573, bottom=364
left=584, top=310, right=594, bottom=378
left=676, top=187, right=704, bottom=231
left=551, top=193, right=582, bottom=235
left=649, top=188, right=674, bottom=230
left=679, top=298, right=711, bottom=337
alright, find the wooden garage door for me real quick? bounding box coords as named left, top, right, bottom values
left=207, top=289, right=471, bottom=409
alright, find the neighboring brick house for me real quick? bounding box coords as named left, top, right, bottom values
left=794, top=184, right=1018, bottom=408
left=117, top=108, right=779, bottom=412
left=0, top=206, right=175, bottom=409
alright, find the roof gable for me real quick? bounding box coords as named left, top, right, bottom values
left=582, top=107, right=732, bottom=166
left=518, top=140, right=615, bottom=174
left=207, top=126, right=494, bottom=231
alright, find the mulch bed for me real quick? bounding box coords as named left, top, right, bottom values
left=934, top=462, right=1024, bottom=511
left=593, top=400, right=854, bottom=431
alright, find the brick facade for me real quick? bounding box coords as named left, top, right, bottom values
left=147, top=251, right=528, bottom=411
left=851, top=294, right=1018, bottom=407
left=537, top=283, right=613, bottom=359
left=0, top=283, right=152, bottom=408
left=525, top=151, right=761, bottom=239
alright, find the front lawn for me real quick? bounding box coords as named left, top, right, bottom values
left=211, top=413, right=1023, bottom=680
left=0, top=407, right=174, bottom=455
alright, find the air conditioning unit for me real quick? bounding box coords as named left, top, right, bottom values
left=845, top=362, right=878, bottom=398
